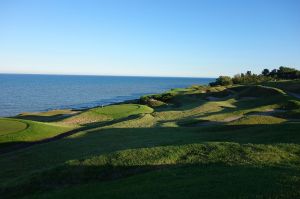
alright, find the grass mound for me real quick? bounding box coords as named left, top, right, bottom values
left=229, top=115, right=286, bottom=125
left=91, top=104, right=153, bottom=119
left=262, top=80, right=300, bottom=94
left=206, top=89, right=233, bottom=98
left=237, top=85, right=286, bottom=98
left=62, top=104, right=153, bottom=125
left=0, top=119, right=73, bottom=147
left=0, top=119, right=27, bottom=135
left=283, top=100, right=300, bottom=110
left=2, top=142, right=300, bottom=198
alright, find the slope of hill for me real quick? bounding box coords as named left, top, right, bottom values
left=0, top=80, right=299, bottom=199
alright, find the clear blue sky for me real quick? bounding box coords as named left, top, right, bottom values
left=0, top=0, right=299, bottom=77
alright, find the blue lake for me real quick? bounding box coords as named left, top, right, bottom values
left=0, top=74, right=214, bottom=117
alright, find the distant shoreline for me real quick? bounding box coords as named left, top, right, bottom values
left=0, top=73, right=216, bottom=79
left=1, top=75, right=215, bottom=117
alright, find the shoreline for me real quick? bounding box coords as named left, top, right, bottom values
left=0, top=75, right=214, bottom=118
left=5, top=98, right=141, bottom=119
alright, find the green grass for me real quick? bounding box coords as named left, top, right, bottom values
left=62, top=104, right=153, bottom=125
left=15, top=109, right=78, bottom=122
left=0, top=118, right=73, bottom=147
left=237, top=85, right=286, bottom=98
left=262, top=80, right=300, bottom=93
left=0, top=81, right=300, bottom=199
left=0, top=119, right=27, bottom=135
left=90, top=104, right=153, bottom=119
left=1, top=123, right=300, bottom=198
left=229, top=115, right=287, bottom=125
left=26, top=165, right=300, bottom=199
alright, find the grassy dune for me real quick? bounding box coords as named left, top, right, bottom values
left=62, top=104, right=153, bottom=125
left=0, top=80, right=300, bottom=198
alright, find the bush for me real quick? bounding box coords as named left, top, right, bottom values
left=210, top=76, right=232, bottom=86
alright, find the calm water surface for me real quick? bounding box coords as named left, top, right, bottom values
left=0, top=74, right=214, bottom=117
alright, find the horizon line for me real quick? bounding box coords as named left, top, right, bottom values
left=0, top=72, right=217, bottom=79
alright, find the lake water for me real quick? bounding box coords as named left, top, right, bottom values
left=0, top=74, right=214, bottom=117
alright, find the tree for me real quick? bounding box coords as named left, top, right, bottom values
left=232, top=74, right=242, bottom=84
left=210, top=76, right=233, bottom=86
left=269, top=69, right=278, bottom=78
left=277, top=66, right=299, bottom=79
left=262, top=69, right=270, bottom=76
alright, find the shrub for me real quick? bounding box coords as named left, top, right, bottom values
left=210, top=76, right=232, bottom=86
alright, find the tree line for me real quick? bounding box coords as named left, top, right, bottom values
left=210, top=66, right=300, bottom=86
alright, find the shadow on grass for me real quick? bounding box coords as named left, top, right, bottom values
left=1, top=122, right=300, bottom=198
left=12, top=114, right=76, bottom=122
left=153, top=85, right=292, bottom=117
left=1, top=122, right=300, bottom=155
left=2, top=162, right=300, bottom=199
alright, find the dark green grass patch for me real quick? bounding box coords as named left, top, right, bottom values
left=262, top=80, right=300, bottom=94
left=23, top=165, right=300, bottom=199
left=237, top=85, right=286, bottom=98
left=3, top=142, right=300, bottom=199
left=15, top=109, right=78, bottom=122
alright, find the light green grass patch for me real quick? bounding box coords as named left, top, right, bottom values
left=91, top=104, right=153, bottom=119
left=63, top=104, right=153, bottom=125
left=229, top=115, right=287, bottom=125
left=0, top=119, right=27, bottom=135
left=0, top=119, right=73, bottom=144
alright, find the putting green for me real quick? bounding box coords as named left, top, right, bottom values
left=91, top=104, right=153, bottom=119
left=0, top=119, right=27, bottom=135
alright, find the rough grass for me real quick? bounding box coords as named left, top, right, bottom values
left=237, top=85, right=286, bottom=98
left=25, top=165, right=300, bottom=199
left=2, top=137, right=300, bottom=198
left=262, top=80, right=300, bottom=93
left=229, top=115, right=286, bottom=125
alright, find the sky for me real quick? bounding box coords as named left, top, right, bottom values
left=0, top=0, right=299, bottom=77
